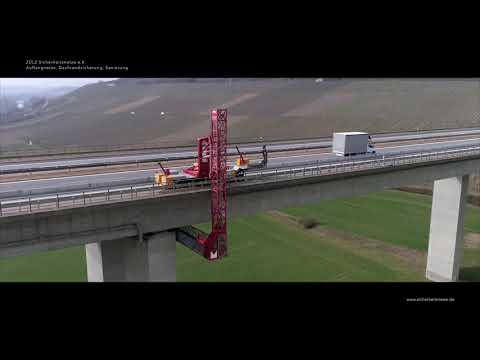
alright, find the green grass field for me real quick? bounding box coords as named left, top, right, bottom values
left=176, top=213, right=424, bottom=282
left=0, top=246, right=87, bottom=282
left=282, top=190, right=480, bottom=280
left=1, top=190, right=480, bottom=281
left=284, top=191, right=480, bottom=251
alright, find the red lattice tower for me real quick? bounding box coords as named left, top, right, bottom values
left=198, top=109, right=228, bottom=260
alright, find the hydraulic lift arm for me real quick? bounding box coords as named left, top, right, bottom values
left=235, top=145, right=246, bottom=163
left=157, top=161, right=170, bottom=176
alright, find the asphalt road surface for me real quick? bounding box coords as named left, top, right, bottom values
left=3, top=128, right=480, bottom=173
left=1, top=135, right=480, bottom=200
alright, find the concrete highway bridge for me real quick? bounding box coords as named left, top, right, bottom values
left=1, top=128, right=480, bottom=282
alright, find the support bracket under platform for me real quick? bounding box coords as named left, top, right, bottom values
left=175, top=226, right=226, bottom=261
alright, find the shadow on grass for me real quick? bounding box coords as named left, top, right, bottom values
left=298, top=217, right=320, bottom=229
left=459, top=266, right=480, bottom=282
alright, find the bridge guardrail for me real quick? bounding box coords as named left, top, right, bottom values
left=2, top=143, right=480, bottom=217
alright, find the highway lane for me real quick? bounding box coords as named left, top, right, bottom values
left=1, top=136, right=480, bottom=200
left=4, top=128, right=480, bottom=173
left=3, top=142, right=480, bottom=217
left=260, top=136, right=480, bottom=168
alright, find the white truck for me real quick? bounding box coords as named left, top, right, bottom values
left=332, top=132, right=376, bottom=156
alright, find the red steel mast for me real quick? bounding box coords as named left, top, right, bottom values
left=199, top=108, right=228, bottom=259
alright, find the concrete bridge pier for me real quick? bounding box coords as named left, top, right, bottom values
left=85, top=231, right=176, bottom=282
left=426, top=175, right=469, bottom=282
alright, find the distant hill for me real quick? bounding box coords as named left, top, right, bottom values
left=0, top=78, right=479, bottom=147
left=2, top=85, right=78, bottom=98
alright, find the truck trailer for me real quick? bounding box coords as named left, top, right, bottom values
left=332, top=132, right=376, bottom=156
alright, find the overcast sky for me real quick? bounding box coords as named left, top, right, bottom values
left=0, top=78, right=118, bottom=88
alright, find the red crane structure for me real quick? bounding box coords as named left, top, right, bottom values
left=183, top=136, right=210, bottom=178
left=176, top=109, right=228, bottom=260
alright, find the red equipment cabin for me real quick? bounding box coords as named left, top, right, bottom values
left=176, top=109, right=228, bottom=260
left=183, top=136, right=210, bottom=178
